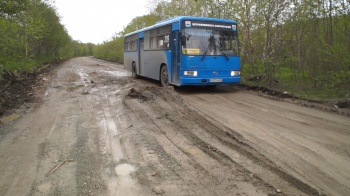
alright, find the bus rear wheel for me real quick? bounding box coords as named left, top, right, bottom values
left=160, top=65, right=169, bottom=87
left=132, top=62, right=139, bottom=79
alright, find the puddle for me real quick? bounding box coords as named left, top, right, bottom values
left=115, top=163, right=135, bottom=176
left=96, top=108, right=124, bottom=161
left=110, top=164, right=141, bottom=196
left=104, top=71, right=130, bottom=77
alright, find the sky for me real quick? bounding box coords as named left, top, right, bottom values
left=54, top=0, right=150, bottom=44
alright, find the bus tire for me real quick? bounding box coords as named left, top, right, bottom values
left=160, top=65, right=169, bottom=87
left=132, top=62, right=139, bottom=79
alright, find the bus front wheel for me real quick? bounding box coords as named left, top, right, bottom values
left=160, top=65, right=169, bottom=87
left=132, top=62, right=139, bottom=79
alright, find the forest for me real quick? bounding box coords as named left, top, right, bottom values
left=0, top=0, right=93, bottom=77
left=95, top=0, right=350, bottom=100
left=1, top=0, right=349, bottom=100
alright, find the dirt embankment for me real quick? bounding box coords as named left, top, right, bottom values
left=0, top=62, right=60, bottom=119
left=226, top=85, right=350, bottom=117
left=0, top=57, right=349, bottom=196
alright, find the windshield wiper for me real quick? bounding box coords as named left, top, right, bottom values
left=202, top=45, right=230, bottom=61
left=217, top=46, right=229, bottom=61
left=201, top=45, right=210, bottom=60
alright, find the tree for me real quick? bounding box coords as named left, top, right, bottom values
left=120, top=14, right=161, bottom=36
left=0, top=0, right=91, bottom=75
left=0, top=0, right=28, bottom=18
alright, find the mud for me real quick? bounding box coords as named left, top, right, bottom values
left=0, top=57, right=349, bottom=196
left=222, top=85, right=350, bottom=117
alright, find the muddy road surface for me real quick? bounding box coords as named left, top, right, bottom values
left=0, top=57, right=349, bottom=196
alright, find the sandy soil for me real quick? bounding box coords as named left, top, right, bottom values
left=0, top=57, right=349, bottom=196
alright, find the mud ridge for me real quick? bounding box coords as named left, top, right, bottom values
left=220, top=84, right=350, bottom=117
left=178, top=109, right=320, bottom=195
left=121, top=84, right=320, bottom=195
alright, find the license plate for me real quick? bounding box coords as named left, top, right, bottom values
left=210, top=78, right=222, bottom=83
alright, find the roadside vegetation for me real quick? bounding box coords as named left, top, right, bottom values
left=0, top=0, right=93, bottom=79
left=96, top=0, right=350, bottom=102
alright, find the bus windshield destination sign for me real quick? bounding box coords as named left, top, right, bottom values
left=184, top=21, right=237, bottom=31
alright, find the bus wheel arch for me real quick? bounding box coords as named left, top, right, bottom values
left=160, top=64, right=169, bottom=87
left=132, top=61, right=139, bottom=79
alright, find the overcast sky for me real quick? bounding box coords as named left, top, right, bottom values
left=54, top=0, right=150, bottom=44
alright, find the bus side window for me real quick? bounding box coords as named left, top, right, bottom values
left=164, top=35, right=170, bottom=48
left=150, top=37, right=157, bottom=49
left=131, top=41, right=137, bottom=51
left=158, top=36, right=164, bottom=48
left=144, top=31, right=150, bottom=50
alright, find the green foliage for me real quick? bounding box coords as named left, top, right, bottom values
left=0, top=17, right=24, bottom=57
left=0, top=0, right=95, bottom=78
left=121, top=14, right=161, bottom=36
left=0, top=0, right=28, bottom=18
left=94, top=37, right=124, bottom=63
left=326, top=71, right=350, bottom=99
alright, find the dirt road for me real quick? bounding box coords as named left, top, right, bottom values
left=0, top=57, right=349, bottom=196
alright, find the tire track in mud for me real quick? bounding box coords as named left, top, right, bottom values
left=182, top=112, right=319, bottom=196
left=180, top=90, right=350, bottom=196
left=24, top=59, right=130, bottom=196
left=117, top=85, right=320, bottom=195
left=27, top=62, right=109, bottom=196
left=82, top=71, right=147, bottom=196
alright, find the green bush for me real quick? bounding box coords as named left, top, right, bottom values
left=327, top=71, right=350, bottom=99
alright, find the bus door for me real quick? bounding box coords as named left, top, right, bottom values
left=171, top=31, right=180, bottom=83
left=138, top=38, right=144, bottom=75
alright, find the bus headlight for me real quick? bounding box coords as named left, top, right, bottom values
left=231, top=71, right=240, bottom=76
left=184, top=71, right=198, bottom=76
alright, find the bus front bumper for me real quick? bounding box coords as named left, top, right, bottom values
left=179, top=76, right=240, bottom=86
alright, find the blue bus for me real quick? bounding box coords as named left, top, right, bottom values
left=124, top=16, right=240, bottom=87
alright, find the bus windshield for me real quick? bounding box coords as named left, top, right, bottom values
left=181, top=28, right=238, bottom=56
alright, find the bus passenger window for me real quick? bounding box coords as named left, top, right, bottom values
left=125, top=43, right=129, bottom=51
left=158, top=36, right=164, bottom=48
left=144, top=31, right=150, bottom=50
left=131, top=41, right=137, bottom=51
left=164, top=35, right=169, bottom=43
left=150, top=38, right=153, bottom=49
left=150, top=37, right=157, bottom=49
